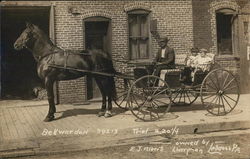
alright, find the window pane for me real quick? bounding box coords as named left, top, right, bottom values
left=129, top=15, right=139, bottom=37
left=139, top=39, right=148, bottom=58
left=140, top=15, right=148, bottom=37
left=130, top=39, right=139, bottom=59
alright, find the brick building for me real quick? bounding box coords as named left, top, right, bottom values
left=1, top=0, right=250, bottom=103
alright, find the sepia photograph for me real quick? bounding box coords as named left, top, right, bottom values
left=0, top=0, right=250, bottom=158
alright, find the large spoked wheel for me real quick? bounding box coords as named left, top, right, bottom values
left=128, top=75, right=172, bottom=121
left=172, top=87, right=199, bottom=106
left=114, top=79, right=132, bottom=110
left=200, top=69, right=240, bottom=116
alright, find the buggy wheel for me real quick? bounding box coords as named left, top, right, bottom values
left=172, top=87, right=199, bottom=106
left=200, top=69, right=240, bottom=116
left=128, top=75, right=172, bottom=121
left=114, top=79, right=132, bottom=110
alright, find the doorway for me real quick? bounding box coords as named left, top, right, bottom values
left=1, top=7, right=50, bottom=99
left=84, top=17, right=112, bottom=100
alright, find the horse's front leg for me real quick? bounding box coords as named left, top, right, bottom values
left=44, top=76, right=56, bottom=122
left=104, top=95, right=112, bottom=118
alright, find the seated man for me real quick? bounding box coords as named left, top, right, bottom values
left=154, top=36, right=175, bottom=77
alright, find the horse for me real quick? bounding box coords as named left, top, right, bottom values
left=14, top=22, right=117, bottom=122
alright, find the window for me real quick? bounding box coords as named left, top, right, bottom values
left=216, top=9, right=236, bottom=55
left=128, top=9, right=150, bottom=60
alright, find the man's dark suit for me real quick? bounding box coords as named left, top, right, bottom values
left=154, top=46, right=175, bottom=76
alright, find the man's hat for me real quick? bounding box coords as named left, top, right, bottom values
left=159, top=36, right=169, bottom=42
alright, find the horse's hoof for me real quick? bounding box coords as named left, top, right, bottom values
left=97, top=111, right=105, bottom=117
left=104, top=111, right=112, bottom=118
left=44, top=115, right=55, bottom=122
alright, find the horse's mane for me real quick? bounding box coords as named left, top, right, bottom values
left=33, top=25, right=55, bottom=47
left=31, top=24, right=115, bottom=73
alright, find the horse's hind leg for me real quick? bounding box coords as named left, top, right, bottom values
left=104, top=95, right=113, bottom=118
left=44, top=76, right=56, bottom=122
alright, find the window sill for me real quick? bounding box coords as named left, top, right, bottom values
left=215, top=55, right=240, bottom=61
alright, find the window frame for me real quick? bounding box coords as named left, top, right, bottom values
left=127, top=9, right=151, bottom=61
left=216, top=8, right=238, bottom=56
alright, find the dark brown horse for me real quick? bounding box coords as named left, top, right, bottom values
left=14, top=22, right=116, bottom=122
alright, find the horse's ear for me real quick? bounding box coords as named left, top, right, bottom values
left=26, top=22, right=34, bottom=29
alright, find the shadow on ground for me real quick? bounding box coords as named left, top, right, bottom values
left=55, top=107, right=126, bottom=120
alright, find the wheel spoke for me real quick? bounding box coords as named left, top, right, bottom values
left=202, top=93, right=217, bottom=101
left=172, top=91, right=180, bottom=102
left=153, top=85, right=162, bottom=95
left=223, top=94, right=237, bottom=103
left=186, top=91, right=192, bottom=103
left=152, top=100, right=160, bottom=108
left=205, top=95, right=218, bottom=108
left=223, top=78, right=235, bottom=91
left=125, top=100, right=129, bottom=108
left=154, top=98, right=168, bottom=106
left=154, top=87, right=168, bottom=96
left=118, top=97, right=126, bottom=106
left=212, top=96, right=219, bottom=113
left=208, top=76, right=219, bottom=90
left=150, top=111, right=152, bottom=120
left=150, top=102, right=160, bottom=118
left=142, top=88, right=149, bottom=96
left=178, top=91, right=183, bottom=103
left=201, top=91, right=217, bottom=94
left=220, top=96, right=226, bottom=114
left=218, top=96, right=221, bottom=114
left=206, top=83, right=217, bottom=91
left=153, top=77, right=158, bottom=87
left=223, top=85, right=237, bottom=92
left=183, top=91, right=186, bottom=103
left=131, top=93, right=142, bottom=106
left=139, top=100, right=148, bottom=108
left=214, top=70, right=221, bottom=89
left=132, top=93, right=145, bottom=100
left=222, top=95, right=233, bottom=109
left=222, top=72, right=230, bottom=88
left=189, top=90, right=198, bottom=98
left=116, top=92, right=126, bottom=99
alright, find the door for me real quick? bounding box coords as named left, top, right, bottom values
left=239, top=14, right=250, bottom=93
left=84, top=17, right=111, bottom=100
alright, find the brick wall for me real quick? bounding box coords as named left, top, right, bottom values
left=53, top=0, right=194, bottom=103
left=192, top=0, right=242, bottom=78
left=2, top=0, right=247, bottom=102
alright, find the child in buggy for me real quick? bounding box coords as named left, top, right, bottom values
left=180, top=48, right=214, bottom=85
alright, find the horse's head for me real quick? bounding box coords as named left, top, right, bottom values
left=14, top=22, right=35, bottom=50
